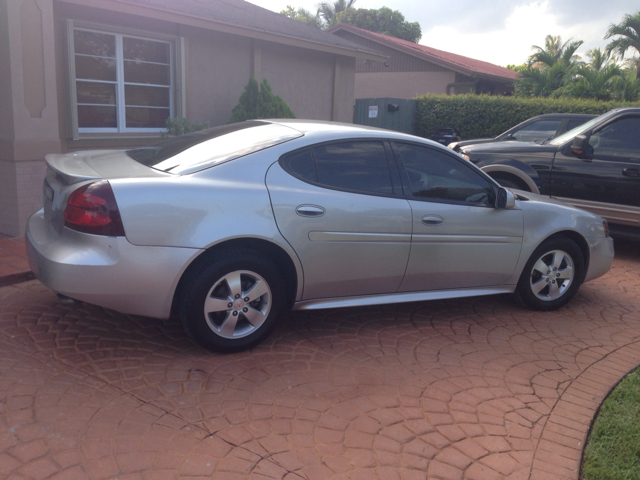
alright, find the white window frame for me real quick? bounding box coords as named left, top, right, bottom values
left=66, top=20, right=185, bottom=139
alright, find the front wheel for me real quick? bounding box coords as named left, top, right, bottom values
left=178, top=249, right=286, bottom=352
left=514, top=237, right=585, bottom=311
left=493, top=175, right=529, bottom=191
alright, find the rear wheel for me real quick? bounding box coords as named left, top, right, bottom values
left=514, top=237, right=584, bottom=311
left=179, top=249, right=286, bottom=352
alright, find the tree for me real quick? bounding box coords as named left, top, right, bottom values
left=506, top=63, right=527, bottom=73
left=528, top=35, right=583, bottom=69
left=612, top=71, right=640, bottom=101
left=317, top=0, right=356, bottom=27
left=279, top=5, right=323, bottom=28
left=229, top=77, right=295, bottom=123
left=605, top=11, right=640, bottom=79
left=556, top=48, right=623, bottom=101
left=334, top=7, right=421, bottom=43
left=515, top=62, right=569, bottom=97
left=515, top=35, right=584, bottom=97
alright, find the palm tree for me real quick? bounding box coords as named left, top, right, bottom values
left=528, top=35, right=583, bottom=68
left=605, top=11, right=640, bottom=78
left=516, top=35, right=583, bottom=97
left=557, top=48, right=623, bottom=100
left=316, top=0, right=356, bottom=27
left=515, top=62, right=569, bottom=97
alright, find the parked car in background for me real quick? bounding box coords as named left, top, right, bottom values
left=459, top=108, right=640, bottom=239
left=448, top=113, right=596, bottom=152
left=26, top=120, right=613, bottom=352
left=431, top=126, right=461, bottom=146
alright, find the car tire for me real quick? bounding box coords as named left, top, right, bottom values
left=493, top=175, right=529, bottom=191
left=514, top=237, right=584, bottom=311
left=178, top=249, right=286, bottom=352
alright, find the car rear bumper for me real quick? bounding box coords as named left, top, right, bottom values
left=26, top=209, right=201, bottom=319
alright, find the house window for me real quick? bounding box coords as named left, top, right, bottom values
left=67, top=22, right=183, bottom=136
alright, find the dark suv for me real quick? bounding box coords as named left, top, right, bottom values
left=459, top=108, right=640, bottom=238
left=449, top=113, right=596, bottom=152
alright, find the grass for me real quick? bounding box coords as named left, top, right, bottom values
left=581, top=367, right=640, bottom=479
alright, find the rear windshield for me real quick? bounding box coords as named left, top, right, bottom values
left=127, top=121, right=303, bottom=174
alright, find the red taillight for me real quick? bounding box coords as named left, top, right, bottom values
left=64, top=181, right=125, bottom=236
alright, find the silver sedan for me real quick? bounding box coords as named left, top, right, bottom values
left=26, top=120, right=614, bottom=352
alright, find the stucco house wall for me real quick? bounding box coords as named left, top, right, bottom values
left=355, top=71, right=455, bottom=99
left=0, top=0, right=368, bottom=236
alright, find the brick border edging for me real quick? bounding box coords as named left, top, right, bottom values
left=529, top=342, right=640, bottom=479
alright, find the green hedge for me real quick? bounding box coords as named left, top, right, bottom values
left=414, top=94, right=640, bottom=140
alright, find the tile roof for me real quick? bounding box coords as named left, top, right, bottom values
left=328, top=23, right=518, bottom=82
left=111, top=0, right=383, bottom=58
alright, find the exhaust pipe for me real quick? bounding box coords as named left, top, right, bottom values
left=57, top=293, right=77, bottom=306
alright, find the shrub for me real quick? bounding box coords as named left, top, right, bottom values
left=164, top=117, right=210, bottom=136
left=229, top=77, right=295, bottom=123
left=414, top=94, right=640, bottom=140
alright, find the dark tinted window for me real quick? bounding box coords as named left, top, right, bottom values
left=127, top=121, right=302, bottom=174
left=282, top=149, right=315, bottom=181
left=511, top=120, right=561, bottom=141
left=566, top=118, right=589, bottom=131
left=312, top=141, right=393, bottom=194
left=395, top=142, right=494, bottom=205
left=589, top=117, right=640, bottom=158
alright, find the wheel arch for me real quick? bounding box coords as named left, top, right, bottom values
left=171, top=237, right=299, bottom=316
left=481, top=165, right=540, bottom=194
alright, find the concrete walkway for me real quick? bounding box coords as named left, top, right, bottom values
left=0, top=239, right=639, bottom=479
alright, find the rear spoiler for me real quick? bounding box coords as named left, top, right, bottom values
left=45, top=153, right=101, bottom=185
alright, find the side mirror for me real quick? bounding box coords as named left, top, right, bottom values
left=571, top=134, right=589, bottom=156
left=495, top=187, right=516, bottom=209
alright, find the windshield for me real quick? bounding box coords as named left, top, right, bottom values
left=548, top=116, right=602, bottom=146
left=128, top=121, right=303, bottom=174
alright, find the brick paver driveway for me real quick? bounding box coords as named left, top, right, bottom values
left=1, top=240, right=639, bottom=480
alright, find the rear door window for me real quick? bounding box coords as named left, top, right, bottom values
left=280, top=141, right=395, bottom=195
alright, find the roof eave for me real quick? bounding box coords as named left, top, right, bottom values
left=61, top=0, right=388, bottom=61
left=329, top=24, right=516, bottom=83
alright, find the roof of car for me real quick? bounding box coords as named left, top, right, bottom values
left=532, top=113, right=597, bottom=119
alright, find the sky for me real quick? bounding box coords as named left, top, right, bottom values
left=246, top=0, right=637, bottom=67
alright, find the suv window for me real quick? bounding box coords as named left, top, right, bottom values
left=511, top=120, right=561, bottom=141
left=589, top=117, right=640, bottom=159
left=395, top=142, right=495, bottom=205
left=281, top=141, right=394, bottom=195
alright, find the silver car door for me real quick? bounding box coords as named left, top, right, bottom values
left=393, top=142, right=524, bottom=292
left=266, top=140, right=412, bottom=300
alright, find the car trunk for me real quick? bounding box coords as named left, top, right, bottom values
left=43, top=150, right=170, bottom=237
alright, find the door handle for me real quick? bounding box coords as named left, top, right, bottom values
left=422, top=215, right=444, bottom=226
left=623, top=168, right=639, bottom=177
left=296, top=205, right=326, bottom=217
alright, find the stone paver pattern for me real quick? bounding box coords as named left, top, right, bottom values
left=0, top=239, right=639, bottom=480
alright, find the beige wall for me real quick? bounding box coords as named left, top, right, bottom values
left=0, top=0, right=61, bottom=236
left=260, top=42, right=355, bottom=123
left=182, top=26, right=253, bottom=127
left=355, top=71, right=456, bottom=99
left=0, top=0, right=359, bottom=236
